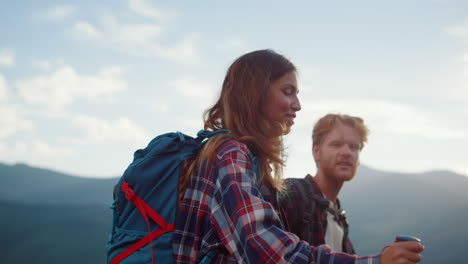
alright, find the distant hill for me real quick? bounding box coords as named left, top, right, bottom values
left=0, top=199, right=111, bottom=264
left=0, top=162, right=467, bottom=263
left=0, top=163, right=118, bottom=205
left=340, top=165, right=468, bottom=263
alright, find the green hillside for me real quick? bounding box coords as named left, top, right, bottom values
left=340, top=166, right=468, bottom=263
left=0, top=200, right=111, bottom=264
left=0, top=163, right=117, bottom=205
left=1, top=162, right=467, bottom=263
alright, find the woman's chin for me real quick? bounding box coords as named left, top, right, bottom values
left=282, top=125, right=292, bottom=135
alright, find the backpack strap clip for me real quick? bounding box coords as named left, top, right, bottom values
left=121, top=181, right=136, bottom=202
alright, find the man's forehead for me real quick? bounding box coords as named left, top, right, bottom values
left=324, top=124, right=361, bottom=142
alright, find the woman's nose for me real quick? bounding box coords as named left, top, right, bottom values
left=292, top=95, right=301, bottom=112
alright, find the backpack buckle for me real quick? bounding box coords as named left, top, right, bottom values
left=121, top=181, right=136, bottom=202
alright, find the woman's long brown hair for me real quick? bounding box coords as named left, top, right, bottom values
left=179, top=49, right=296, bottom=201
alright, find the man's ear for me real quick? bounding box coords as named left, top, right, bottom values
left=312, top=145, right=320, bottom=162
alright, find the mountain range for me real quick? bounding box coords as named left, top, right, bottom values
left=1, top=162, right=467, bottom=263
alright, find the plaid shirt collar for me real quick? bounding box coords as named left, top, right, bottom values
left=306, top=174, right=354, bottom=253
left=306, top=175, right=348, bottom=225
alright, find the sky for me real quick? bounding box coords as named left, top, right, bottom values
left=1, top=0, right=467, bottom=179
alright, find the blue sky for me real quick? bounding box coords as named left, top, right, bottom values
left=1, top=0, right=467, bottom=178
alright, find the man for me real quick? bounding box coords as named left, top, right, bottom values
left=280, top=113, right=368, bottom=254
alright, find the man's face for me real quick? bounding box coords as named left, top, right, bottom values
left=313, top=123, right=361, bottom=183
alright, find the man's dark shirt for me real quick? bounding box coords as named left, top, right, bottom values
left=279, top=174, right=356, bottom=254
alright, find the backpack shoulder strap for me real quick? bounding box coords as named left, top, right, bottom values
left=283, top=176, right=320, bottom=242
left=287, top=177, right=316, bottom=222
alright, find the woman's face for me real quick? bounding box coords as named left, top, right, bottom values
left=261, top=71, right=301, bottom=134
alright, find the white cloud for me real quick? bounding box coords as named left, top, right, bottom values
left=0, top=48, right=15, bottom=67
left=72, top=115, right=151, bottom=142
left=180, top=118, right=204, bottom=131
left=71, top=8, right=200, bottom=64
left=0, top=73, right=8, bottom=101
left=32, top=60, right=51, bottom=72
left=216, top=37, right=248, bottom=52
left=0, top=104, right=34, bottom=138
left=17, top=140, right=72, bottom=157
left=296, top=99, right=467, bottom=140
left=462, top=53, right=468, bottom=63
left=444, top=19, right=468, bottom=99
left=165, top=78, right=217, bottom=120
left=152, top=103, right=169, bottom=113
left=0, top=140, right=73, bottom=169
left=440, top=18, right=468, bottom=101
left=31, top=58, right=66, bottom=72
left=73, top=22, right=102, bottom=39
left=445, top=19, right=468, bottom=40
left=32, top=60, right=54, bottom=72
left=169, top=78, right=216, bottom=98
left=128, top=0, right=174, bottom=21
left=153, top=33, right=200, bottom=63
left=99, top=14, right=163, bottom=46
left=433, top=68, right=468, bottom=101
left=37, top=5, right=77, bottom=21
left=16, top=64, right=126, bottom=109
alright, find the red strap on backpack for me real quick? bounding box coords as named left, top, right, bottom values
left=110, top=181, right=175, bottom=264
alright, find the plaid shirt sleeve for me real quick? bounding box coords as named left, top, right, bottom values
left=174, top=140, right=381, bottom=264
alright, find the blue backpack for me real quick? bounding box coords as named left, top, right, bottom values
left=106, top=129, right=228, bottom=264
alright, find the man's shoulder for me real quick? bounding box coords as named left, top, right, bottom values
left=281, top=175, right=329, bottom=210
left=281, top=175, right=313, bottom=201
left=285, top=174, right=312, bottom=183
left=284, top=175, right=315, bottom=192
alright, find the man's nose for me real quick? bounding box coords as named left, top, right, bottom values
left=339, top=144, right=352, bottom=155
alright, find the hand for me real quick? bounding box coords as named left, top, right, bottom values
left=380, top=241, right=424, bottom=264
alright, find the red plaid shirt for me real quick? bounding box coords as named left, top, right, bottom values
left=279, top=175, right=356, bottom=254
left=173, top=140, right=379, bottom=263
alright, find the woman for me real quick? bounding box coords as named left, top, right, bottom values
left=173, top=49, right=423, bottom=264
